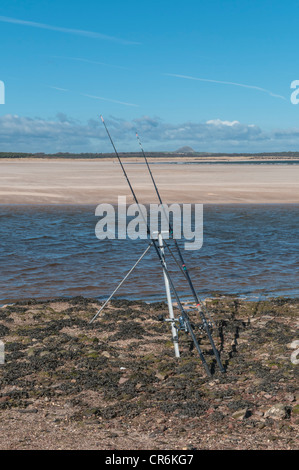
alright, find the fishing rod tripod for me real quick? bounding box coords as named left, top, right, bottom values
left=91, top=231, right=183, bottom=356
left=90, top=229, right=210, bottom=363
left=90, top=115, right=225, bottom=377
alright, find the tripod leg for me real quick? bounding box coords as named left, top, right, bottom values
left=158, top=233, right=180, bottom=358
left=89, top=242, right=153, bottom=323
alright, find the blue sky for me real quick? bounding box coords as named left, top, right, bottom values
left=0, top=0, right=299, bottom=153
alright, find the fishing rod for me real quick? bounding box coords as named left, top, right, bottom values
left=100, top=115, right=212, bottom=377
left=135, top=132, right=225, bottom=373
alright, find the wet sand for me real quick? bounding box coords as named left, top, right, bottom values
left=0, top=158, right=299, bottom=204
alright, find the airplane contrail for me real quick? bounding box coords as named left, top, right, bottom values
left=164, top=73, right=286, bottom=100
left=0, top=15, right=140, bottom=45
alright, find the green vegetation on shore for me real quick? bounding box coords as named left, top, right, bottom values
left=1, top=151, right=299, bottom=159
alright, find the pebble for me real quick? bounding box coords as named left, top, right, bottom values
left=284, top=393, right=296, bottom=403
left=102, top=351, right=111, bottom=358
left=264, top=404, right=289, bottom=420
left=257, top=422, right=266, bottom=430
left=118, top=377, right=129, bottom=385
left=232, top=408, right=251, bottom=420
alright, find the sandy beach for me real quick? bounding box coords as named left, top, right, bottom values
left=0, top=158, right=299, bottom=204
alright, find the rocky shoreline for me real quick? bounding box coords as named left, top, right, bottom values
left=0, top=296, right=298, bottom=450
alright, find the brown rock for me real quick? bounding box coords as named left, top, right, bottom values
left=264, top=404, right=289, bottom=420
left=232, top=408, right=251, bottom=420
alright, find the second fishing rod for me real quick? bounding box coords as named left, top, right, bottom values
left=135, top=132, right=225, bottom=374
left=100, top=115, right=213, bottom=377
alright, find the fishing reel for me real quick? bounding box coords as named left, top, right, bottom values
left=198, top=321, right=214, bottom=334
left=157, top=314, right=193, bottom=333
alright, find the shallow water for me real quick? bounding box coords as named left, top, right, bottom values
left=0, top=204, right=299, bottom=304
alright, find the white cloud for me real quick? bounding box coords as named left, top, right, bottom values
left=206, top=119, right=240, bottom=126
left=0, top=114, right=298, bottom=153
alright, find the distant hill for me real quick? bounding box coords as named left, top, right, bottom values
left=175, top=146, right=196, bottom=153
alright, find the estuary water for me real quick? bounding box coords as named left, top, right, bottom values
left=0, top=204, right=299, bottom=304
